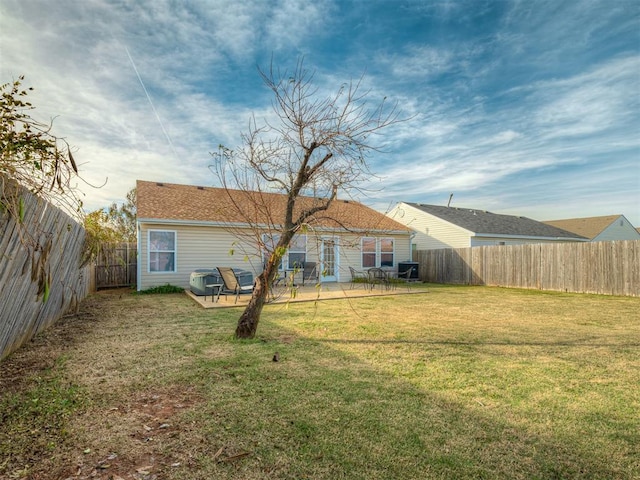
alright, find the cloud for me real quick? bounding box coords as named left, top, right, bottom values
left=1, top=0, right=638, bottom=225
left=531, top=56, right=640, bottom=138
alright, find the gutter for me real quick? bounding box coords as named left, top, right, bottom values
left=137, top=218, right=410, bottom=235
left=471, top=232, right=589, bottom=242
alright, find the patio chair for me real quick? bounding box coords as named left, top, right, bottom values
left=216, top=267, right=254, bottom=303
left=395, top=266, right=415, bottom=291
left=349, top=266, right=369, bottom=289
left=302, top=262, right=318, bottom=286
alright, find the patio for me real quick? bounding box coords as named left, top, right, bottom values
left=186, top=281, right=427, bottom=309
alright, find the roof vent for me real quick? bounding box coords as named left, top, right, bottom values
left=156, top=182, right=164, bottom=187
left=197, top=186, right=204, bottom=190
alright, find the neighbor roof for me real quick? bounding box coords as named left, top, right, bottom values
left=543, top=215, right=624, bottom=240
left=405, top=203, right=586, bottom=239
left=137, top=180, right=409, bottom=233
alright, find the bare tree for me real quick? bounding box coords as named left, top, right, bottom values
left=211, top=60, right=403, bottom=339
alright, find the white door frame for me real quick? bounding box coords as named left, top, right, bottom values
left=320, top=237, right=339, bottom=282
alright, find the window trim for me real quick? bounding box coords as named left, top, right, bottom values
left=361, top=237, right=377, bottom=268
left=380, top=237, right=395, bottom=267
left=361, top=237, right=394, bottom=268
left=148, top=229, right=177, bottom=273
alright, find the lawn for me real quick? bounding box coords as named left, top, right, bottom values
left=1, top=284, right=638, bottom=479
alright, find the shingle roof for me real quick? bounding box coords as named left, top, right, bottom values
left=405, top=203, right=587, bottom=239
left=137, top=180, right=409, bottom=233
left=542, top=215, right=623, bottom=240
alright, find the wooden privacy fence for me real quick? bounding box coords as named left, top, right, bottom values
left=0, top=180, right=91, bottom=361
left=94, top=242, right=137, bottom=289
left=415, top=240, right=639, bottom=297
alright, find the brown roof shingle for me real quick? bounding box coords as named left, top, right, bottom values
left=137, top=180, right=409, bottom=233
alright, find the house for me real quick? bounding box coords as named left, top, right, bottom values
left=136, top=180, right=412, bottom=291
left=543, top=215, right=640, bottom=242
left=387, top=202, right=587, bottom=252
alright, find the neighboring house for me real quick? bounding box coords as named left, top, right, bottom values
left=543, top=215, right=640, bottom=242
left=136, top=180, right=412, bottom=291
left=387, top=202, right=587, bottom=251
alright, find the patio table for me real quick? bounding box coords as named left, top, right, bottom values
left=367, top=268, right=392, bottom=291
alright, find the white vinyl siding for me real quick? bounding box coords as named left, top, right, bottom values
left=470, top=236, right=580, bottom=246
left=390, top=203, right=472, bottom=250
left=139, top=223, right=262, bottom=291
left=592, top=217, right=640, bottom=242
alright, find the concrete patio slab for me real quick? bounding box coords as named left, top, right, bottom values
left=186, top=282, right=427, bottom=309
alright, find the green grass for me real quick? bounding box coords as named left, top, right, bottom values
left=0, top=285, right=638, bottom=479
left=0, top=355, right=87, bottom=475
left=136, top=283, right=185, bottom=294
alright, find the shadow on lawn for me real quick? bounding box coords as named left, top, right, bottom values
left=201, top=325, right=636, bottom=478
left=311, top=338, right=640, bottom=347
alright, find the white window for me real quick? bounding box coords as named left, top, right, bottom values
left=263, top=233, right=307, bottom=270
left=149, top=230, right=176, bottom=272
left=361, top=237, right=394, bottom=268
left=362, top=237, right=376, bottom=268
left=287, top=235, right=307, bottom=269
left=380, top=238, right=394, bottom=267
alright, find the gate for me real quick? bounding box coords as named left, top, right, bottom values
left=95, top=242, right=137, bottom=289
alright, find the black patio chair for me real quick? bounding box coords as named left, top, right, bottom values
left=349, top=266, right=369, bottom=289
left=216, top=267, right=254, bottom=303
left=302, top=262, right=318, bottom=286
left=395, top=266, right=415, bottom=291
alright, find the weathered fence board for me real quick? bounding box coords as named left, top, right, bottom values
left=415, top=240, right=639, bottom=297
left=0, top=180, right=90, bottom=361
left=94, top=242, right=137, bottom=289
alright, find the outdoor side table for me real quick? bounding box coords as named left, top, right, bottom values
left=205, top=283, right=223, bottom=302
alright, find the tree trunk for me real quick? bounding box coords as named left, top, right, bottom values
left=235, top=272, right=269, bottom=339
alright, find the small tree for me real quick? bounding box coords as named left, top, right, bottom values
left=1, top=76, right=85, bottom=299
left=1, top=76, right=82, bottom=216
left=211, top=60, right=402, bottom=339
left=83, top=187, right=137, bottom=267
left=85, top=187, right=137, bottom=242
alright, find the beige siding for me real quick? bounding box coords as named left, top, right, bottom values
left=139, top=222, right=411, bottom=289
left=592, top=217, right=640, bottom=242
left=389, top=203, right=472, bottom=250
left=139, top=223, right=263, bottom=290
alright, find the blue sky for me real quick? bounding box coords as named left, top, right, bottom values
left=1, top=0, right=639, bottom=225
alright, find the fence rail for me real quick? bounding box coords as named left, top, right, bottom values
left=415, top=240, right=639, bottom=297
left=0, top=180, right=90, bottom=361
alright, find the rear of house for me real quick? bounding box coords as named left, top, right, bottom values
left=137, top=180, right=411, bottom=291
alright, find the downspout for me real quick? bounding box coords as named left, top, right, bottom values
left=136, top=222, right=141, bottom=291
left=409, top=232, right=416, bottom=261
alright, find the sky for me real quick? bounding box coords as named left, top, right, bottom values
left=1, top=0, right=639, bottom=225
